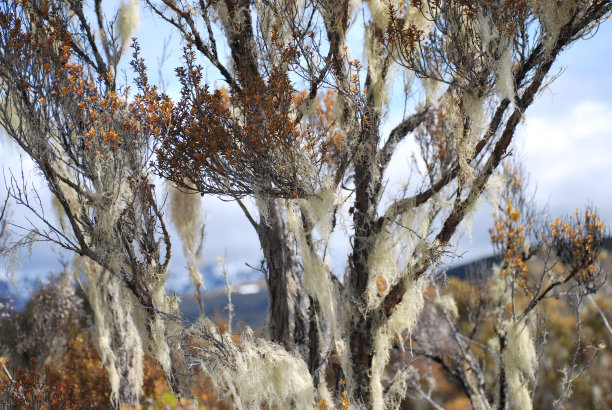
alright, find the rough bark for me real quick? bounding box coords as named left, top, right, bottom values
left=258, top=199, right=308, bottom=349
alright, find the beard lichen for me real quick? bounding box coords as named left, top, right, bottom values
left=81, top=258, right=144, bottom=405
left=118, top=0, right=141, bottom=53
left=192, top=322, right=315, bottom=409
left=503, top=319, right=537, bottom=410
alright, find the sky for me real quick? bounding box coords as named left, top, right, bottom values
left=1, top=2, right=611, bottom=293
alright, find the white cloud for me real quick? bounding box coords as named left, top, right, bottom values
left=449, top=100, right=612, bottom=266
left=518, top=100, right=612, bottom=212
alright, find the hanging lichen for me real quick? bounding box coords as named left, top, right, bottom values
left=503, top=319, right=537, bottom=410
left=117, top=0, right=141, bottom=53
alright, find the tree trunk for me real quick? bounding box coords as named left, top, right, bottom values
left=259, top=199, right=308, bottom=349
left=348, top=312, right=375, bottom=403
left=346, top=144, right=380, bottom=404
left=84, top=271, right=144, bottom=407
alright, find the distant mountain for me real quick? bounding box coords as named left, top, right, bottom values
left=175, top=254, right=505, bottom=330
left=4, top=237, right=609, bottom=329
left=179, top=280, right=269, bottom=330
left=177, top=237, right=612, bottom=330
left=445, top=236, right=612, bottom=281
left=603, top=236, right=612, bottom=251
left=445, top=255, right=502, bottom=281
left=172, top=254, right=524, bottom=330
left=169, top=264, right=264, bottom=295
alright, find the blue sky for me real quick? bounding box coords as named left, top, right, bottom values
left=1, top=2, right=611, bottom=293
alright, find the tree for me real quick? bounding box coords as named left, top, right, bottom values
left=0, top=0, right=181, bottom=405
left=403, top=164, right=608, bottom=409
left=0, top=0, right=610, bottom=408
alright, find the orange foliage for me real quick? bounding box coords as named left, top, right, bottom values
left=0, top=357, right=80, bottom=409
left=312, top=378, right=351, bottom=410
left=1, top=331, right=234, bottom=409
left=57, top=335, right=111, bottom=408
left=444, top=396, right=472, bottom=410
left=1, top=334, right=109, bottom=408
left=489, top=171, right=532, bottom=287
left=379, top=3, right=423, bottom=49
left=547, top=206, right=606, bottom=282
left=310, top=89, right=345, bottom=164
left=0, top=0, right=156, bottom=158
left=490, top=196, right=530, bottom=281
left=150, top=41, right=326, bottom=198
left=415, top=106, right=453, bottom=175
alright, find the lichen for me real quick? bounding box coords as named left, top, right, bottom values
left=366, top=202, right=432, bottom=309
left=476, top=11, right=515, bottom=103
left=286, top=195, right=338, bottom=339
left=489, top=264, right=510, bottom=305
left=371, top=275, right=427, bottom=408
left=503, top=319, right=537, bottom=410
left=167, top=182, right=205, bottom=294
left=81, top=258, right=144, bottom=405
left=484, top=171, right=505, bottom=213
left=532, top=0, right=585, bottom=54
left=384, top=370, right=409, bottom=410
left=117, top=0, right=140, bottom=53
left=365, top=25, right=392, bottom=110
left=387, top=275, right=427, bottom=342
left=441, top=91, right=485, bottom=186
left=198, top=324, right=315, bottom=409
left=436, top=293, right=459, bottom=319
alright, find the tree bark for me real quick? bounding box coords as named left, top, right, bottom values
left=346, top=133, right=380, bottom=403
left=258, top=199, right=308, bottom=349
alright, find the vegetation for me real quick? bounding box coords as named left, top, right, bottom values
left=0, top=0, right=611, bottom=408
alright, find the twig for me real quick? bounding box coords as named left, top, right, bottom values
left=218, top=252, right=233, bottom=334
left=0, top=188, right=9, bottom=223
left=1, top=359, right=14, bottom=384
left=588, top=294, right=612, bottom=335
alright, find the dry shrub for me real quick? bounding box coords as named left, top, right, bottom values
left=0, top=358, right=79, bottom=410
